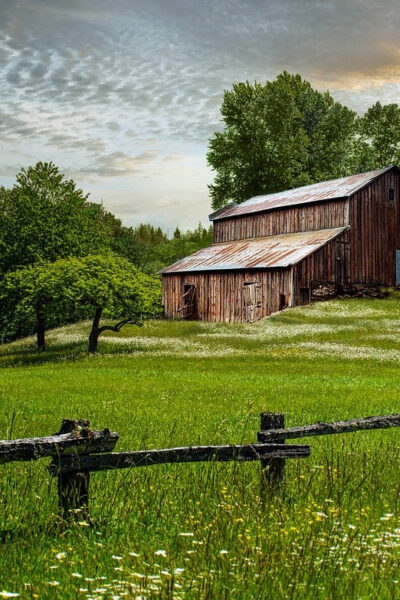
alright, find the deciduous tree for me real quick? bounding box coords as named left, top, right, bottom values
left=0, top=162, right=107, bottom=275
left=356, top=102, right=400, bottom=171
left=0, top=254, right=161, bottom=352
left=207, top=72, right=359, bottom=209
left=67, top=254, right=161, bottom=353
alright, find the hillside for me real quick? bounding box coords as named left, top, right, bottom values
left=1, top=297, right=400, bottom=599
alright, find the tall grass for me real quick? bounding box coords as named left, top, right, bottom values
left=1, top=297, right=400, bottom=599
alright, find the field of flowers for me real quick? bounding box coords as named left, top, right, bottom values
left=1, top=296, right=400, bottom=599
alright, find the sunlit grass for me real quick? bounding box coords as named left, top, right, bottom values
left=0, top=297, right=400, bottom=599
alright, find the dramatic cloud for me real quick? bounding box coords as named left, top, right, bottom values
left=0, top=0, right=399, bottom=228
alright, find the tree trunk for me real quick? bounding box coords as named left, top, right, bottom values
left=36, top=304, right=46, bottom=351
left=88, top=307, right=102, bottom=353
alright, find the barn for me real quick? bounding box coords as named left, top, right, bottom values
left=161, top=166, right=400, bottom=323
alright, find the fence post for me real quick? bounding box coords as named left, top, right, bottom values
left=55, top=419, right=91, bottom=520
left=259, top=412, right=285, bottom=491
left=58, top=470, right=90, bottom=518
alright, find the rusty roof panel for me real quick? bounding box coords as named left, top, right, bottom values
left=211, top=167, right=393, bottom=220
left=161, top=227, right=348, bottom=273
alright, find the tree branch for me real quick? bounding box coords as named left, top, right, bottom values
left=97, top=319, right=143, bottom=335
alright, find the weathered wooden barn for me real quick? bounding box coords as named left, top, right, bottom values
left=161, top=166, right=400, bottom=322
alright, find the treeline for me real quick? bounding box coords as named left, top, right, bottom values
left=0, top=162, right=211, bottom=350
left=107, top=220, right=213, bottom=275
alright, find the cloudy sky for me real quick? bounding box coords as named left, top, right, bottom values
left=1, top=0, right=399, bottom=231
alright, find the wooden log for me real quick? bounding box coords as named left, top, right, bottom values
left=258, top=414, right=400, bottom=442
left=49, top=442, right=310, bottom=476
left=52, top=420, right=117, bottom=520
left=0, top=419, right=119, bottom=464
left=260, top=413, right=286, bottom=488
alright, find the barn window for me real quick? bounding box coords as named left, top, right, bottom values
left=388, top=188, right=395, bottom=203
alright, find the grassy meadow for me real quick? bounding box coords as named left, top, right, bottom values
left=1, top=297, right=400, bottom=599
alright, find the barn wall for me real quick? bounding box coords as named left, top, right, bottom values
left=347, top=169, right=400, bottom=285
left=162, top=269, right=293, bottom=323
left=213, top=199, right=349, bottom=243
left=293, top=233, right=348, bottom=303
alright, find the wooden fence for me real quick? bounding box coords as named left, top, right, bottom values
left=1, top=412, right=400, bottom=520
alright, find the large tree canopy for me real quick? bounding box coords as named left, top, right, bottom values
left=0, top=260, right=76, bottom=349
left=357, top=102, right=400, bottom=172
left=0, top=254, right=161, bottom=352
left=64, top=254, right=161, bottom=353
left=0, top=162, right=108, bottom=275
left=207, top=72, right=400, bottom=210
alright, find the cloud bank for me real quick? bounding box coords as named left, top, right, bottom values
left=0, top=0, right=399, bottom=228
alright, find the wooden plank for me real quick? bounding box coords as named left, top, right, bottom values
left=258, top=414, right=400, bottom=442
left=50, top=443, right=311, bottom=475
left=0, top=421, right=119, bottom=464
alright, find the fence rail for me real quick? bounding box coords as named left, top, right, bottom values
left=258, top=413, right=400, bottom=442
left=49, top=442, right=310, bottom=475
left=0, top=419, right=118, bottom=465
left=2, top=411, right=400, bottom=521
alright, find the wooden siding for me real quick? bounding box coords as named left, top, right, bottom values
left=162, top=270, right=293, bottom=322
left=214, top=199, right=349, bottom=243
left=293, top=233, right=348, bottom=303
left=347, top=169, right=400, bottom=285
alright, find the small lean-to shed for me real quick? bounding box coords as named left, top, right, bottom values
left=161, top=166, right=400, bottom=323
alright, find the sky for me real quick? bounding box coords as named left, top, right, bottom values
left=1, top=0, right=400, bottom=232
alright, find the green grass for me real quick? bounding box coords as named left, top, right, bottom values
left=1, top=297, right=400, bottom=599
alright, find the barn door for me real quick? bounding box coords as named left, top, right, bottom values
left=178, top=284, right=196, bottom=319
left=243, top=282, right=262, bottom=322
left=396, top=251, right=400, bottom=285
left=335, top=236, right=349, bottom=285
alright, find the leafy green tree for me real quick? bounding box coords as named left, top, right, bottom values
left=99, top=209, right=145, bottom=266
left=0, top=162, right=108, bottom=275
left=207, top=72, right=358, bottom=209
left=356, top=102, right=400, bottom=171
left=129, top=224, right=169, bottom=273
left=132, top=224, right=168, bottom=248
left=68, top=254, right=161, bottom=353
left=0, top=254, right=161, bottom=352
left=0, top=263, right=74, bottom=350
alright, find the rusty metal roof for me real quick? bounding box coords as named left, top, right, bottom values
left=161, top=227, right=348, bottom=273
left=211, top=167, right=394, bottom=221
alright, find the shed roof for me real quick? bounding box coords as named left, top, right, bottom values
left=210, top=166, right=395, bottom=221
left=161, top=227, right=347, bottom=274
